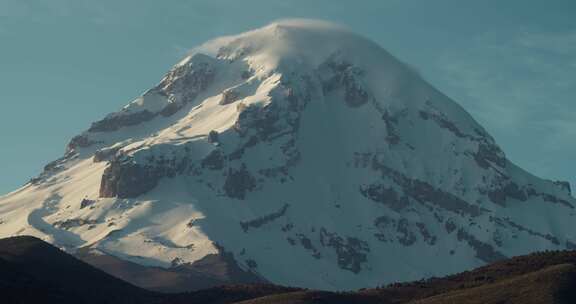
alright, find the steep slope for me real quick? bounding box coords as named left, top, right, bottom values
left=0, top=19, right=574, bottom=291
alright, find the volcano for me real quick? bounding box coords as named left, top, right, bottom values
left=0, top=19, right=574, bottom=291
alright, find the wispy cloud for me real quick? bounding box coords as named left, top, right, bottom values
left=516, top=31, right=576, bottom=55
left=438, top=29, right=576, bottom=131
left=434, top=28, right=576, bottom=184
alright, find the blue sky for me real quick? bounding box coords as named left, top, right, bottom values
left=0, top=0, right=575, bottom=195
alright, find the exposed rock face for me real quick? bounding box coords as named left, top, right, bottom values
left=89, top=110, right=156, bottom=133
left=158, top=53, right=216, bottom=112
left=367, top=159, right=483, bottom=217
left=93, top=146, right=121, bottom=163
left=219, top=89, right=241, bottom=105
left=29, top=151, right=79, bottom=185
left=241, top=204, right=290, bottom=232
left=320, top=228, right=370, bottom=274
left=320, top=55, right=372, bottom=107
left=67, top=135, right=96, bottom=152
left=80, top=199, right=96, bottom=209
left=207, top=130, right=220, bottom=144
left=555, top=181, right=572, bottom=195
left=456, top=228, right=507, bottom=263
left=99, top=160, right=160, bottom=198
left=82, top=54, right=218, bottom=135
left=201, top=149, right=225, bottom=170
left=474, top=141, right=507, bottom=169
left=223, top=164, right=256, bottom=200
left=54, top=218, right=99, bottom=230
left=1, top=20, right=575, bottom=292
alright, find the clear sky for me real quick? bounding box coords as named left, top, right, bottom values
left=1, top=0, right=575, bottom=195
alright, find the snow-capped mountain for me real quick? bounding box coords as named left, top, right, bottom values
left=0, top=19, right=574, bottom=291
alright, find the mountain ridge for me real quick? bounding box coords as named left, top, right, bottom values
left=0, top=19, right=574, bottom=291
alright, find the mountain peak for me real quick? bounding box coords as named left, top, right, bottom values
left=0, top=21, right=574, bottom=291
left=185, top=19, right=404, bottom=78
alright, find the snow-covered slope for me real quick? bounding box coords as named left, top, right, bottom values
left=1, top=19, right=574, bottom=291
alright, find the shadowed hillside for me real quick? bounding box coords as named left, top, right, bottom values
left=0, top=236, right=293, bottom=304
left=2, top=236, right=576, bottom=303
left=0, top=236, right=153, bottom=304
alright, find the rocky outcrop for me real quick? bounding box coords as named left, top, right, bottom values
left=419, top=106, right=507, bottom=171
left=319, top=228, right=370, bottom=274
left=29, top=152, right=79, bottom=185
left=86, top=54, right=217, bottom=134
left=80, top=199, right=96, bottom=209
left=554, top=181, right=572, bottom=195
left=89, top=110, right=156, bottom=133
left=53, top=218, right=99, bottom=230
left=319, top=55, right=371, bottom=107
left=219, top=89, right=241, bottom=105
left=492, top=217, right=560, bottom=245
left=373, top=216, right=437, bottom=246
left=419, top=110, right=469, bottom=139
left=486, top=181, right=527, bottom=206
left=234, top=103, right=282, bottom=139
left=484, top=179, right=573, bottom=208
left=158, top=54, right=216, bottom=107
left=456, top=229, right=506, bottom=263
left=360, top=184, right=409, bottom=212
left=369, top=158, right=483, bottom=217
left=93, top=146, right=122, bottom=163
left=295, top=234, right=322, bottom=259
left=240, top=204, right=290, bottom=232
left=201, top=149, right=225, bottom=170
left=207, top=130, right=220, bottom=144
left=380, top=110, right=402, bottom=145
left=223, top=164, right=256, bottom=200
left=395, top=219, right=417, bottom=246
left=99, top=160, right=160, bottom=198
left=473, top=142, right=507, bottom=170
left=67, top=135, right=96, bottom=152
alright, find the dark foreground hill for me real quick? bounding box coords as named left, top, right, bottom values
left=0, top=235, right=156, bottom=304
left=0, top=236, right=294, bottom=304
left=2, top=236, right=576, bottom=304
